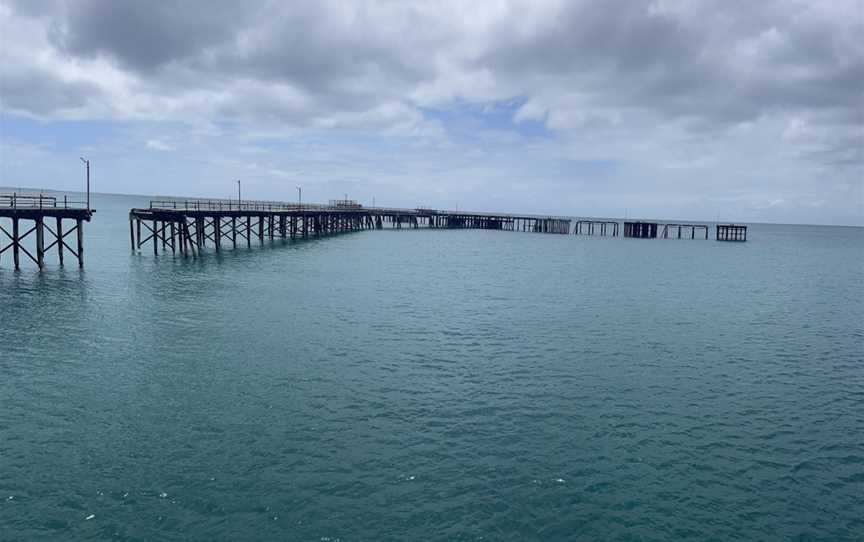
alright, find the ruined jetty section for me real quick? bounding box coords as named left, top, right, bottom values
left=573, top=220, right=619, bottom=236
left=623, top=221, right=658, bottom=239
left=0, top=194, right=93, bottom=269
left=128, top=198, right=571, bottom=257
left=660, top=223, right=709, bottom=240
left=716, top=224, right=747, bottom=242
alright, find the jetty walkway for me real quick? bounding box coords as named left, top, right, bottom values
left=129, top=198, right=571, bottom=257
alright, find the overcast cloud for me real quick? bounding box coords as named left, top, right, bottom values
left=1, top=0, right=861, bottom=224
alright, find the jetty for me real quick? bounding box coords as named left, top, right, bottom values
left=716, top=224, right=747, bottom=242
left=573, top=220, right=619, bottom=236
left=660, top=223, right=709, bottom=239
left=129, top=198, right=571, bottom=256
left=0, top=193, right=93, bottom=269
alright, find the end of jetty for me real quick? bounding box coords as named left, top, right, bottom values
left=0, top=194, right=93, bottom=269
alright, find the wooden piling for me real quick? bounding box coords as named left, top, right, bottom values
left=57, top=217, right=65, bottom=265
left=76, top=219, right=84, bottom=268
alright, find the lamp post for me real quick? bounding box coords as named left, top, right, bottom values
left=237, top=180, right=241, bottom=207
left=79, top=157, right=90, bottom=210
left=296, top=186, right=302, bottom=208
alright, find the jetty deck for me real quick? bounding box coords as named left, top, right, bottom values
left=0, top=194, right=93, bottom=269
left=129, top=198, right=571, bottom=257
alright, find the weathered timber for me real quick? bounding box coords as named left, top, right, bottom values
left=660, top=223, right=709, bottom=240
left=0, top=193, right=93, bottom=269
left=574, top=220, right=619, bottom=236
left=716, top=224, right=747, bottom=242
left=623, top=221, right=658, bottom=239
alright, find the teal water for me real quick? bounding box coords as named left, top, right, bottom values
left=1, top=193, right=863, bottom=541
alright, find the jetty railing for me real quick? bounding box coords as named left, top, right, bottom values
left=1, top=193, right=89, bottom=210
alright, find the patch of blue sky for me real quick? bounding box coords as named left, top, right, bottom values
left=420, top=98, right=550, bottom=140
left=0, top=115, right=126, bottom=149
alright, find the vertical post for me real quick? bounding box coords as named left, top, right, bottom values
left=258, top=215, right=264, bottom=243
left=129, top=216, right=135, bottom=252
left=137, top=219, right=142, bottom=250
left=80, top=157, right=91, bottom=212
left=57, top=217, right=65, bottom=266
left=76, top=219, right=84, bottom=268
left=35, top=218, right=44, bottom=269
left=170, top=222, right=176, bottom=255
left=214, top=216, right=221, bottom=252
left=232, top=217, right=237, bottom=248
left=12, top=218, right=20, bottom=270
left=246, top=216, right=252, bottom=247
left=153, top=220, right=158, bottom=256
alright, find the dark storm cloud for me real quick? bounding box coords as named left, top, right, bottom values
left=0, top=64, right=102, bottom=115
left=47, top=0, right=252, bottom=71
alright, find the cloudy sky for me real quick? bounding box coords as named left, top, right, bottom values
left=1, top=0, right=861, bottom=224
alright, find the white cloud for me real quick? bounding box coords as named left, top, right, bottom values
left=145, top=139, right=173, bottom=151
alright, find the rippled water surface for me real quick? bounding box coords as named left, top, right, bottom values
left=1, top=193, right=863, bottom=541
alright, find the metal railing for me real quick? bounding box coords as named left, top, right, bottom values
left=148, top=198, right=331, bottom=212
left=0, top=193, right=88, bottom=209
left=146, top=198, right=571, bottom=220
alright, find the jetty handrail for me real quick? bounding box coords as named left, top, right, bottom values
left=0, top=193, right=88, bottom=209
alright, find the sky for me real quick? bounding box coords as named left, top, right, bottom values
left=0, top=0, right=862, bottom=225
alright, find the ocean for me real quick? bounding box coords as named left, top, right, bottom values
left=1, top=192, right=862, bottom=540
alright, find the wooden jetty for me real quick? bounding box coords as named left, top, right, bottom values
left=716, top=224, right=747, bottom=242
left=573, top=220, right=619, bottom=236
left=129, top=198, right=571, bottom=257
left=0, top=194, right=93, bottom=269
left=660, top=223, right=709, bottom=240
left=623, top=221, right=658, bottom=239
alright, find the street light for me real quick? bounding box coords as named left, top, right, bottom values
left=237, top=180, right=241, bottom=207
left=296, top=185, right=302, bottom=208
left=79, top=157, right=90, bottom=210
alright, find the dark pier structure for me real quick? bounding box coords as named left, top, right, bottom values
left=0, top=194, right=93, bottom=269
left=716, top=224, right=747, bottom=242
left=660, top=223, right=709, bottom=240
left=623, top=221, right=658, bottom=239
left=129, top=199, right=571, bottom=257
left=573, top=220, right=619, bottom=236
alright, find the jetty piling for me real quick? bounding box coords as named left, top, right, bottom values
left=716, top=224, right=747, bottom=242
left=623, top=221, right=658, bottom=239
left=573, top=220, right=619, bottom=236
left=660, top=223, right=709, bottom=240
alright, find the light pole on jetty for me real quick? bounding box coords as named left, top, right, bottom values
left=296, top=186, right=302, bottom=208
left=237, top=180, right=241, bottom=207
left=79, top=157, right=90, bottom=211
